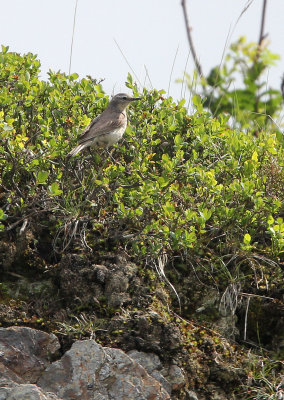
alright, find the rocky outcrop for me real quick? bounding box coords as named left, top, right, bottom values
left=0, top=382, right=62, bottom=400
left=38, top=339, right=170, bottom=400
left=0, top=326, right=60, bottom=382
left=1, top=240, right=281, bottom=399
left=0, top=326, right=176, bottom=400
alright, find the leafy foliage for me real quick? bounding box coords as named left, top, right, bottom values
left=182, top=37, right=283, bottom=133
left=0, top=45, right=283, bottom=286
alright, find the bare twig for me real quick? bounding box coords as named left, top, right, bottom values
left=19, top=219, right=28, bottom=235
left=181, top=0, right=203, bottom=77
left=253, top=0, right=268, bottom=66
left=258, top=0, right=267, bottom=47
left=244, top=296, right=250, bottom=341
left=154, top=253, right=181, bottom=313
left=6, top=210, right=47, bottom=232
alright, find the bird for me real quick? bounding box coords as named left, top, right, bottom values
left=67, top=93, right=141, bottom=158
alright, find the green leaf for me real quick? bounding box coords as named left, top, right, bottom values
left=127, top=73, right=133, bottom=85
left=1, top=45, right=9, bottom=53
left=0, top=209, right=8, bottom=221
left=135, top=208, right=143, bottom=216
left=251, top=151, right=258, bottom=162
left=174, top=134, right=183, bottom=146
left=49, top=182, right=63, bottom=196
left=178, top=98, right=186, bottom=107
left=69, top=73, right=79, bottom=81
left=37, top=171, right=49, bottom=184
left=192, top=94, right=203, bottom=113
left=243, top=233, right=251, bottom=245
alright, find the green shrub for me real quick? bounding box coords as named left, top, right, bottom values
left=0, top=46, right=283, bottom=285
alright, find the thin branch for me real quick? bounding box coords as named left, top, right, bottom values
left=181, top=0, right=203, bottom=77
left=69, top=0, right=79, bottom=75
left=253, top=0, right=268, bottom=66
left=244, top=296, right=250, bottom=341
left=258, top=0, right=267, bottom=47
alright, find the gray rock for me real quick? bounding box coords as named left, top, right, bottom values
left=128, top=350, right=171, bottom=394
left=38, top=339, right=170, bottom=400
left=166, top=363, right=186, bottom=391
left=0, top=326, right=60, bottom=383
left=128, top=350, right=186, bottom=394
left=0, top=362, right=24, bottom=384
left=128, top=350, right=162, bottom=373
left=0, top=382, right=62, bottom=400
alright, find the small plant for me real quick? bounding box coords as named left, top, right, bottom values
left=241, top=355, right=284, bottom=400
left=181, top=37, right=283, bottom=134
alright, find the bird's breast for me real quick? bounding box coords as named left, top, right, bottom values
left=95, top=118, right=127, bottom=147
left=106, top=124, right=127, bottom=145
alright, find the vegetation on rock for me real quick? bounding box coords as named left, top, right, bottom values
left=0, top=42, right=283, bottom=399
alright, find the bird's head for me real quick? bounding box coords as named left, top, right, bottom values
left=109, top=93, right=141, bottom=111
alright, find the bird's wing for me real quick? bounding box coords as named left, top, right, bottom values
left=79, top=115, right=100, bottom=138
left=79, top=112, right=126, bottom=144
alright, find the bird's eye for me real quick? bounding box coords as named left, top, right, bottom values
left=123, top=96, right=127, bottom=100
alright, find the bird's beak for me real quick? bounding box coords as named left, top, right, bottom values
left=130, top=97, right=141, bottom=101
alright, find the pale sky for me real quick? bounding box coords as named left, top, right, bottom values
left=0, top=0, right=283, bottom=102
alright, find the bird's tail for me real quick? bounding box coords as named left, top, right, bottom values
left=67, top=143, right=86, bottom=158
